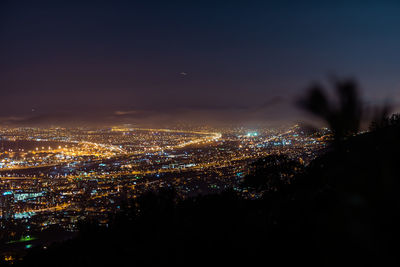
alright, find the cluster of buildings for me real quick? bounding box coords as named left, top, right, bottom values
left=0, top=125, right=327, bottom=259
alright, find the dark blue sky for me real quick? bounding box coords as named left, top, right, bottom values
left=1, top=0, right=400, bottom=126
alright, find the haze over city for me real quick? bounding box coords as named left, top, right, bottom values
left=1, top=0, right=400, bottom=126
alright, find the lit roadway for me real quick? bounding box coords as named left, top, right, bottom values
left=0, top=128, right=221, bottom=173
left=1, top=128, right=222, bottom=215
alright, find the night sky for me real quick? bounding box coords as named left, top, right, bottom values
left=1, top=0, right=400, bottom=126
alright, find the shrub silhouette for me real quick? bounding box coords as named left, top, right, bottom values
left=242, top=154, right=303, bottom=192
left=369, top=110, right=400, bottom=131
left=298, top=78, right=363, bottom=144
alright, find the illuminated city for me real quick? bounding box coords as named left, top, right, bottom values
left=1, top=0, right=399, bottom=266
left=0, top=125, right=327, bottom=257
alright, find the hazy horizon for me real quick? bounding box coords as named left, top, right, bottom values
left=1, top=0, right=400, bottom=126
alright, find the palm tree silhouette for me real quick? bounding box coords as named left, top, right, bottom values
left=298, top=78, right=363, bottom=145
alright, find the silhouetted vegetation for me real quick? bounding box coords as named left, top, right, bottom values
left=241, top=154, right=304, bottom=192
left=298, top=78, right=363, bottom=145
left=369, top=111, right=400, bottom=131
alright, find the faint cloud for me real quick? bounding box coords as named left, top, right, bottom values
left=114, top=110, right=139, bottom=116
